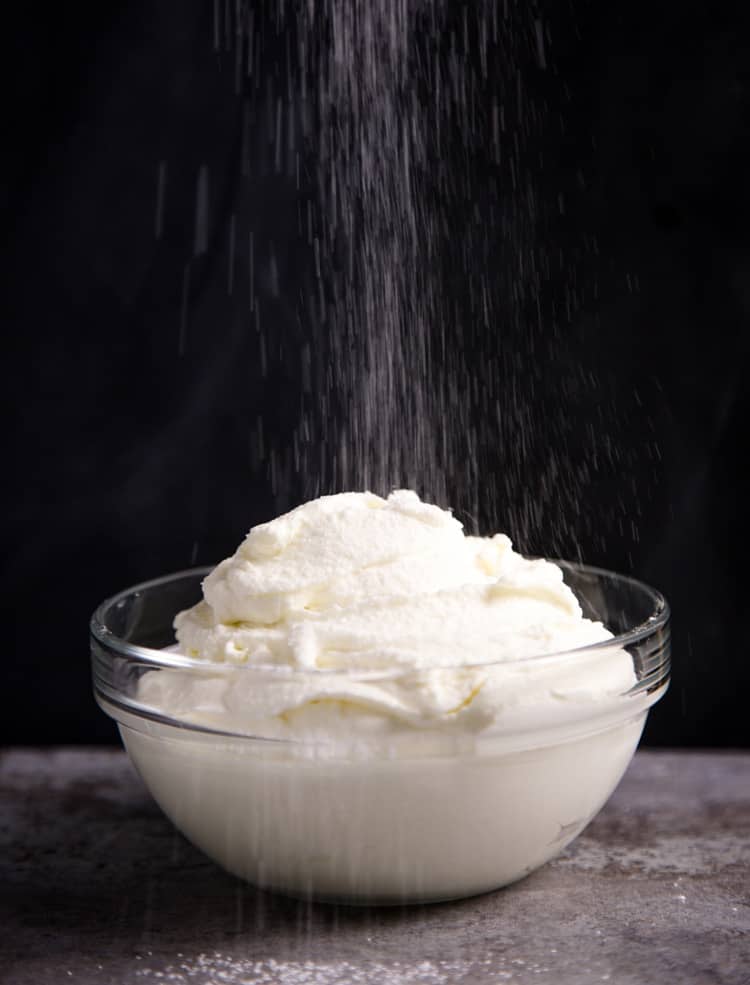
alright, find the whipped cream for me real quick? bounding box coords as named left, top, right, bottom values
left=118, top=491, right=663, bottom=902
left=139, top=491, right=635, bottom=740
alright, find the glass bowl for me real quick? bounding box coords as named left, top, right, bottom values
left=90, top=563, right=670, bottom=905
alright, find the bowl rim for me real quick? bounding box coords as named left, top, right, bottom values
left=90, top=562, right=670, bottom=677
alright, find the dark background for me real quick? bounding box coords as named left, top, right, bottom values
left=3, top=0, right=748, bottom=747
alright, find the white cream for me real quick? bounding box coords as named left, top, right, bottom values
left=140, top=490, right=634, bottom=739
left=124, top=491, right=656, bottom=903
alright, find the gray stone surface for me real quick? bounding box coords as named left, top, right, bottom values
left=1, top=748, right=749, bottom=985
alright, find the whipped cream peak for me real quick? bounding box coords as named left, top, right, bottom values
left=156, top=491, right=635, bottom=739
left=198, top=490, right=474, bottom=628
left=174, top=491, right=612, bottom=677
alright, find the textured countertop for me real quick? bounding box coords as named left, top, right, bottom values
left=1, top=748, right=748, bottom=985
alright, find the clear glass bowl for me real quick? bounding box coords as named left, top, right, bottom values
left=90, top=563, right=670, bottom=905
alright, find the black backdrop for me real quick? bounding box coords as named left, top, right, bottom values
left=3, top=0, right=749, bottom=747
